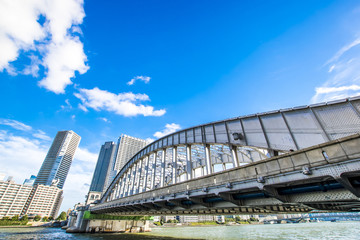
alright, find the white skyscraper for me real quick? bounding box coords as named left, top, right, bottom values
left=105, top=134, right=147, bottom=190
left=34, top=130, right=81, bottom=189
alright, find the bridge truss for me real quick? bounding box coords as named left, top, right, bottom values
left=92, top=97, right=360, bottom=215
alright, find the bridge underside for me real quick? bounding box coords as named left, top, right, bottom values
left=92, top=134, right=360, bottom=215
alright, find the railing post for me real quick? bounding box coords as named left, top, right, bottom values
left=172, top=147, right=177, bottom=184
left=205, top=144, right=213, bottom=175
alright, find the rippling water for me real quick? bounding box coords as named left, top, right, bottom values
left=0, top=222, right=359, bottom=240
left=148, top=222, right=360, bottom=240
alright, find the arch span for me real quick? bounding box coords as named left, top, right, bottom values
left=101, top=97, right=360, bottom=204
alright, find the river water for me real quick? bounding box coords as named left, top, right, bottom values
left=0, top=222, right=359, bottom=240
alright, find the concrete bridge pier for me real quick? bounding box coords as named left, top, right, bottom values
left=66, top=206, right=89, bottom=233
left=66, top=205, right=151, bottom=233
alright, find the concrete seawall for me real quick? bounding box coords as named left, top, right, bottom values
left=87, top=219, right=151, bottom=233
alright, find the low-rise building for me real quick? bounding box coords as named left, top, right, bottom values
left=22, top=184, right=63, bottom=218
left=0, top=179, right=33, bottom=218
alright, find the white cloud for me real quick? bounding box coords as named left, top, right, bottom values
left=74, top=87, right=166, bottom=117
left=38, top=36, right=89, bottom=94
left=0, top=131, right=48, bottom=184
left=311, top=38, right=360, bottom=103
left=0, top=118, right=52, bottom=141
left=98, top=117, right=110, bottom=123
left=73, top=147, right=98, bottom=164
left=127, top=76, right=151, bottom=85
left=23, top=55, right=40, bottom=77
left=0, top=0, right=88, bottom=94
left=0, top=119, right=32, bottom=131
left=32, top=130, right=52, bottom=141
left=78, top=103, right=88, bottom=112
left=145, top=137, right=155, bottom=144
left=153, top=123, right=181, bottom=138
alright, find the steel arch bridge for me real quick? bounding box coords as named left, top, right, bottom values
left=92, top=97, right=360, bottom=215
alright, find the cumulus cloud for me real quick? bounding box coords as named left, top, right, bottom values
left=0, top=119, right=32, bottom=131
left=0, top=118, right=52, bottom=142
left=32, top=130, right=52, bottom=141
left=127, top=76, right=151, bottom=85
left=312, top=38, right=360, bottom=103
left=74, top=87, right=166, bottom=117
left=145, top=137, right=155, bottom=144
left=0, top=0, right=88, bottom=94
left=73, top=147, right=98, bottom=164
left=0, top=130, right=48, bottom=183
left=153, top=123, right=181, bottom=138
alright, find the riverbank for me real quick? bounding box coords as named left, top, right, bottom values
left=0, top=220, right=66, bottom=228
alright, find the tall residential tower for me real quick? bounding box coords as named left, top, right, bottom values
left=89, top=141, right=116, bottom=193
left=106, top=134, right=147, bottom=189
left=34, top=130, right=81, bottom=189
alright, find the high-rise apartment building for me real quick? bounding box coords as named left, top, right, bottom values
left=0, top=179, right=33, bottom=218
left=23, top=175, right=36, bottom=186
left=22, top=184, right=63, bottom=218
left=89, top=141, right=116, bottom=193
left=105, top=134, right=147, bottom=190
left=113, top=134, right=147, bottom=172
left=34, top=130, right=81, bottom=189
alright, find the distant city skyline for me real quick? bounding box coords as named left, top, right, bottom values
left=1, top=0, right=360, bottom=212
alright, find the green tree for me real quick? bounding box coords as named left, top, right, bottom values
left=42, top=216, right=49, bottom=222
left=2, top=217, right=10, bottom=221
left=34, top=215, right=41, bottom=221
left=56, top=211, right=67, bottom=221
left=11, top=215, right=19, bottom=221
left=48, top=216, right=54, bottom=221
left=21, top=215, right=28, bottom=222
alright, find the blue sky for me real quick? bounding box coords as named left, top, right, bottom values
left=1, top=0, right=360, bottom=212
